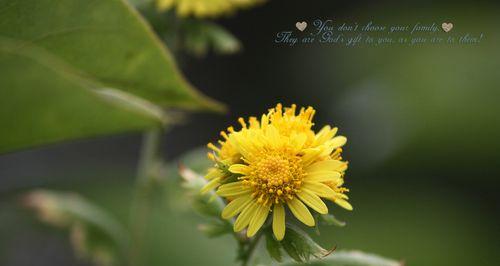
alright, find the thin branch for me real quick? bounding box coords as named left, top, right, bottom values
left=129, top=129, right=163, bottom=266
left=241, top=231, right=264, bottom=266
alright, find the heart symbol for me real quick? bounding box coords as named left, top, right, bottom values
left=442, top=22, right=453, bottom=32
left=296, top=21, right=307, bottom=32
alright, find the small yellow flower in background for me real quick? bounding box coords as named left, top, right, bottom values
left=202, top=104, right=352, bottom=241
left=156, top=0, right=265, bottom=18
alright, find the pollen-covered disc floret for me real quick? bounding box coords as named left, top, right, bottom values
left=245, top=150, right=303, bottom=204
left=201, top=104, right=352, bottom=241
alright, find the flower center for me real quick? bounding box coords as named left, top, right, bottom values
left=243, top=150, right=304, bottom=205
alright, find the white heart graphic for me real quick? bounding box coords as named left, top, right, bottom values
left=442, top=22, right=453, bottom=32
left=295, top=21, right=307, bottom=31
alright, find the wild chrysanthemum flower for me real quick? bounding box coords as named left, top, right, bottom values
left=156, top=0, right=264, bottom=18
left=202, top=104, right=352, bottom=240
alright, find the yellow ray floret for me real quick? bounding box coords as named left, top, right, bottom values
left=202, top=104, right=351, bottom=240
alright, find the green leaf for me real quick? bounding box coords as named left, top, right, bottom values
left=322, top=251, right=402, bottom=266
left=182, top=20, right=241, bottom=56
left=0, top=0, right=223, bottom=111
left=70, top=222, right=119, bottom=266
left=208, top=23, right=242, bottom=55
left=127, top=0, right=154, bottom=7
left=191, top=193, right=225, bottom=218
left=23, top=189, right=129, bottom=266
left=320, top=214, right=347, bottom=227
left=197, top=222, right=232, bottom=238
left=265, top=229, right=283, bottom=262
left=283, top=250, right=402, bottom=266
left=0, top=39, right=163, bottom=153
left=176, top=147, right=214, bottom=173
left=179, top=165, right=225, bottom=218
left=281, top=224, right=333, bottom=263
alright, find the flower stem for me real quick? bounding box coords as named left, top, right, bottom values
left=136, top=129, right=162, bottom=185
left=129, top=129, right=163, bottom=266
left=241, top=231, right=264, bottom=266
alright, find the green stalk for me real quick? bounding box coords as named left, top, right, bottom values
left=240, top=231, right=264, bottom=266
left=129, top=129, right=163, bottom=266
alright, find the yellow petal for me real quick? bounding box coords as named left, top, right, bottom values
left=287, top=197, right=315, bottom=226
left=177, top=1, right=190, bottom=16
left=329, top=136, right=347, bottom=148
left=260, top=114, right=269, bottom=130
left=337, top=192, right=349, bottom=199
left=305, top=171, right=342, bottom=182
left=230, top=133, right=257, bottom=162
left=314, top=126, right=338, bottom=146
left=205, top=168, right=224, bottom=180
left=228, top=164, right=251, bottom=175
left=221, top=194, right=253, bottom=219
left=301, top=148, right=322, bottom=166
left=247, top=204, right=270, bottom=237
left=297, top=190, right=328, bottom=214
left=272, top=204, right=286, bottom=241
left=234, top=202, right=259, bottom=232
left=200, top=177, right=221, bottom=194
left=291, top=133, right=307, bottom=152
left=305, top=160, right=347, bottom=173
left=302, top=181, right=336, bottom=198
left=318, top=137, right=347, bottom=158
left=217, top=181, right=252, bottom=197
left=334, top=199, right=353, bottom=211
left=265, top=125, right=282, bottom=148
left=228, top=133, right=247, bottom=157
left=156, top=0, right=175, bottom=11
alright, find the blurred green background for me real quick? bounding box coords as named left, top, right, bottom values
left=1, top=0, right=499, bottom=265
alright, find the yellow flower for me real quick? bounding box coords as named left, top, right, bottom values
left=202, top=104, right=318, bottom=193
left=201, top=126, right=242, bottom=193
left=156, top=0, right=265, bottom=18
left=203, top=104, right=351, bottom=240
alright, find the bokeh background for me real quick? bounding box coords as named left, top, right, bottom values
left=1, top=0, right=499, bottom=265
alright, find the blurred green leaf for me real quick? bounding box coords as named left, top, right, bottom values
left=208, top=23, right=242, bottom=54
left=320, top=214, right=347, bottom=227
left=182, top=20, right=241, bottom=56
left=0, top=0, right=224, bottom=109
left=281, top=224, right=332, bottom=263
left=23, top=189, right=128, bottom=266
left=283, top=250, right=402, bottom=266
left=191, top=193, right=225, bottom=218
left=70, top=222, right=119, bottom=266
left=0, top=0, right=225, bottom=153
left=179, top=165, right=225, bottom=218
left=314, top=213, right=346, bottom=236
left=127, top=0, right=154, bottom=7
left=197, top=222, right=232, bottom=238
left=176, top=147, right=213, bottom=173
left=0, top=39, right=165, bottom=153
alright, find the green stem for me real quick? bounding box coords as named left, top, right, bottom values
left=136, top=129, right=162, bottom=186
left=241, top=231, right=264, bottom=266
left=129, top=129, right=163, bottom=266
